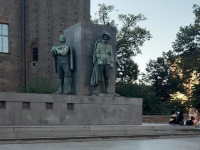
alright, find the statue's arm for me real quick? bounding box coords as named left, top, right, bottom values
left=110, top=46, right=114, bottom=68
left=95, top=43, right=101, bottom=58
left=51, top=46, right=58, bottom=57
left=56, top=45, right=69, bottom=56
left=95, top=43, right=103, bottom=65
left=51, top=46, right=58, bottom=73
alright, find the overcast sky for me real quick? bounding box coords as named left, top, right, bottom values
left=91, top=0, right=200, bottom=74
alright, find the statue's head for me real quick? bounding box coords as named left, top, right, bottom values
left=102, top=33, right=111, bottom=44
left=59, top=35, right=66, bottom=43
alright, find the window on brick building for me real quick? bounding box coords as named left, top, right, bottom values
left=32, top=47, right=38, bottom=62
left=0, top=24, right=8, bottom=53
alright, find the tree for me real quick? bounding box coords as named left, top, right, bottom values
left=191, top=84, right=200, bottom=110
left=146, top=51, right=183, bottom=101
left=116, top=83, right=188, bottom=114
left=116, top=83, right=167, bottom=114
left=172, top=4, right=200, bottom=89
left=145, top=4, right=200, bottom=106
left=92, top=3, right=152, bottom=83
left=92, top=3, right=116, bottom=26
left=117, top=14, right=152, bottom=83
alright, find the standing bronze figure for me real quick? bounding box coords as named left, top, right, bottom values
left=52, top=35, right=74, bottom=94
left=90, top=33, right=114, bottom=94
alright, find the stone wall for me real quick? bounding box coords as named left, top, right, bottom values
left=0, top=0, right=91, bottom=92
left=0, top=0, right=23, bottom=92
left=142, top=114, right=191, bottom=124
left=143, top=115, right=170, bottom=124
left=26, top=0, right=91, bottom=85
left=0, top=92, right=143, bottom=126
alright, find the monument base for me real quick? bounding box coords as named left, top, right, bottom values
left=0, top=92, right=142, bottom=126
left=91, top=93, right=120, bottom=97
left=0, top=124, right=197, bottom=144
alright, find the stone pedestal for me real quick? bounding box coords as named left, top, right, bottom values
left=0, top=92, right=142, bottom=126
left=64, top=22, right=117, bottom=95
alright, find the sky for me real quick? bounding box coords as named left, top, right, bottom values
left=90, top=0, right=200, bottom=74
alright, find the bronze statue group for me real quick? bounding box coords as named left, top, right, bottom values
left=51, top=33, right=114, bottom=95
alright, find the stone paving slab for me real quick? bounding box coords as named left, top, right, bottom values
left=0, top=136, right=200, bottom=149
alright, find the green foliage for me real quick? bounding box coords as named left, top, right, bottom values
left=191, top=84, right=200, bottom=110
left=144, top=4, right=200, bottom=110
left=26, top=77, right=58, bottom=94
left=116, top=83, right=168, bottom=114
left=116, top=83, right=189, bottom=114
left=92, top=3, right=152, bottom=83
left=92, top=3, right=116, bottom=26
left=193, top=4, right=200, bottom=24
left=117, top=14, right=151, bottom=56
left=117, top=14, right=152, bottom=83
left=117, top=58, right=139, bottom=83
left=172, top=4, right=200, bottom=86
left=167, top=100, right=190, bottom=114
left=146, top=51, right=183, bottom=101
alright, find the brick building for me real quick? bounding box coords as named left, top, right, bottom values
left=0, top=0, right=90, bottom=92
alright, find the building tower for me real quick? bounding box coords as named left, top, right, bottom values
left=0, top=0, right=90, bottom=92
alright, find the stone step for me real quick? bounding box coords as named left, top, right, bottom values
left=0, top=124, right=199, bottom=144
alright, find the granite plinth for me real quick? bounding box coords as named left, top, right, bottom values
left=64, top=22, right=117, bottom=95
left=0, top=92, right=142, bottom=126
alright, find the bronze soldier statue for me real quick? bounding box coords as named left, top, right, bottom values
left=52, top=35, right=73, bottom=94
left=90, top=33, right=114, bottom=94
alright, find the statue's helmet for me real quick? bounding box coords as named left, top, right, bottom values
left=102, top=33, right=111, bottom=40
left=59, top=35, right=66, bottom=42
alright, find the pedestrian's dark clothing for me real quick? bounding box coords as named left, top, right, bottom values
left=169, top=114, right=177, bottom=124
left=186, top=120, right=194, bottom=125
left=176, top=112, right=184, bottom=125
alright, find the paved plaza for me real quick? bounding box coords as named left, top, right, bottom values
left=0, top=137, right=200, bottom=150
